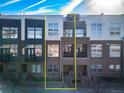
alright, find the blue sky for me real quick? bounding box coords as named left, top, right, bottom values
left=0, top=0, right=124, bottom=15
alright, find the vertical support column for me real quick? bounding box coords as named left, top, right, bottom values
left=122, top=37, right=124, bottom=77
left=73, top=14, right=77, bottom=89
left=44, top=15, right=47, bottom=89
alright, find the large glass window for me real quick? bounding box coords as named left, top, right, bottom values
left=2, top=44, right=18, bottom=56
left=27, top=27, right=42, bottom=39
left=2, top=27, right=18, bottom=39
left=63, top=44, right=73, bottom=57
left=91, top=44, right=102, bottom=57
left=27, top=44, right=42, bottom=57
left=76, top=44, right=87, bottom=57
left=48, top=23, right=59, bottom=36
left=32, top=64, right=41, bottom=73
left=76, top=29, right=84, bottom=37
left=64, top=29, right=73, bottom=37
left=48, top=44, right=59, bottom=57
left=110, top=44, right=120, bottom=57
left=91, top=23, right=102, bottom=36
left=110, top=23, right=121, bottom=36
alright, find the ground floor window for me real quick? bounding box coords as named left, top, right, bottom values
left=109, top=64, right=120, bottom=72
left=32, top=64, right=41, bottom=73
left=91, top=64, right=102, bottom=72
left=21, top=64, right=27, bottom=73
left=48, top=64, right=59, bottom=72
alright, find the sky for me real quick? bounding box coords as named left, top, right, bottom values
left=0, top=0, right=124, bottom=15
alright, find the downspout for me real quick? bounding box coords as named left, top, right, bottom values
left=122, top=37, right=124, bottom=77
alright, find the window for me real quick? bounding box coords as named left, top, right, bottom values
left=48, top=44, right=59, bottom=57
left=91, top=23, right=102, bottom=36
left=76, top=44, right=87, bottom=57
left=76, top=29, right=84, bottom=37
left=110, top=44, right=120, bottom=57
left=63, top=44, right=74, bottom=57
left=109, top=64, right=120, bottom=72
left=32, top=64, right=41, bottom=73
left=10, top=44, right=18, bottom=56
left=91, top=64, right=102, bottom=72
left=27, top=44, right=42, bottom=57
left=35, top=45, right=42, bottom=56
left=48, top=23, right=59, bottom=36
left=110, top=23, right=121, bottom=36
left=2, top=27, right=18, bottom=39
left=2, top=44, right=18, bottom=56
left=64, top=29, right=73, bottom=37
left=91, top=44, right=102, bottom=57
left=48, top=64, right=58, bottom=72
left=27, top=27, right=42, bottom=39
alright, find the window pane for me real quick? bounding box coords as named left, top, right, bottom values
left=35, top=45, right=42, bottom=56
left=27, top=27, right=34, bottom=38
left=35, top=28, right=42, bottom=39
left=110, top=44, right=120, bottom=57
left=48, top=44, right=59, bottom=57
left=91, top=44, right=102, bottom=57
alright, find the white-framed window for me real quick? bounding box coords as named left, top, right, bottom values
left=48, top=64, right=59, bottom=72
left=64, top=29, right=73, bottom=37
left=2, top=27, right=18, bottom=39
left=110, top=44, right=120, bottom=57
left=48, top=23, right=59, bottom=36
left=91, top=44, right=102, bottom=57
left=48, top=44, right=59, bottom=57
left=76, top=29, right=84, bottom=37
left=32, top=64, right=41, bottom=73
left=27, top=27, right=42, bottom=39
left=91, top=64, right=102, bottom=72
left=91, top=23, right=102, bottom=36
left=109, top=64, right=120, bottom=72
left=110, top=23, right=121, bottom=36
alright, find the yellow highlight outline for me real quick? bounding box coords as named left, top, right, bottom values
left=44, top=14, right=77, bottom=90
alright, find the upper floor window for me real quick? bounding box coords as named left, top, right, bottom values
left=27, top=27, right=42, bottom=39
left=64, top=29, right=73, bottom=37
left=48, top=44, right=59, bottom=57
left=76, top=29, right=84, bottom=37
left=2, top=44, right=18, bottom=56
left=91, top=23, right=102, bottom=36
left=26, top=44, right=42, bottom=57
left=110, top=44, right=120, bottom=57
left=76, top=44, right=87, bottom=57
left=91, top=44, right=102, bottom=57
left=2, top=27, right=18, bottom=39
left=48, top=23, right=59, bottom=36
left=110, top=23, right=121, bottom=36
left=63, top=44, right=73, bottom=57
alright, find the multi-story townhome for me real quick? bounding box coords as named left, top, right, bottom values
left=0, top=14, right=124, bottom=86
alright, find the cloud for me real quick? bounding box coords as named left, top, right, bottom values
left=0, top=0, right=21, bottom=7
left=60, top=0, right=84, bottom=15
left=22, top=0, right=46, bottom=11
left=23, top=4, right=63, bottom=15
